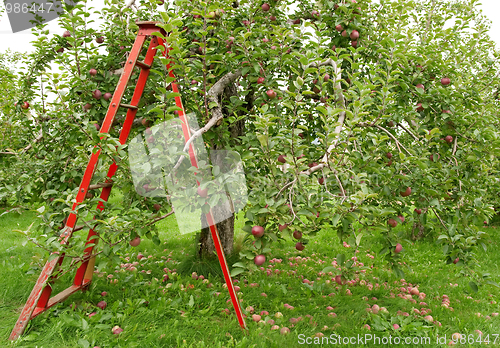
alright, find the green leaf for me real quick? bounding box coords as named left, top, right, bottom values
left=485, top=280, right=500, bottom=288
left=188, top=295, right=194, bottom=307
left=78, top=338, right=89, bottom=348
left=469, top=281, right=478, bottom=293
left=336, top=253, right=345, bottom=266
left=331, top=214, right=341, bottom=227
left=230, top=268, right=245, bottom=277
left=321, top=266, right=336, bottom=273
left=356, top=232, right=363, bottom=246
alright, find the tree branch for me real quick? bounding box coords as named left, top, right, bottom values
left=299, top=58, right=346, bottom=176
left=172, top=71, right=242, bottom=171
left=397, top=122, right=419, bottom=142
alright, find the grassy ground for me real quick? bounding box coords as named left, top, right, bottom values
left=1, top=203, right=499, bottom=348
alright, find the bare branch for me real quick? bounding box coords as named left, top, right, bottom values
left=300, top=58, right=346, bottom=177
left=397, top=122, right=420, bottom=142
left=146, top=208, right=175, bottom=226
left=20, top=129, right=43, bottom=154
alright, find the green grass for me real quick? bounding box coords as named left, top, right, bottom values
left=1, top=203, right=500, bottom=348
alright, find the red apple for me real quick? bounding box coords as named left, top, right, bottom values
left=141, top=118, right=150, bottom=127
left=56, top=47, right=64, bottom=53
left=351, top=41, right=358, bottom=48
left=63, top=30, right=71, bottom=37
left=270, top=15, right=276, bottom=21
left=293, top=230, right=302, bottom=239
left=83, top=103, right=92, bottom=110
left=262, top=3, right=270, bottom=11
left=103, top=92, right=112, bottom=101
left=318, top=177, right=325, bottom=185
left=397, top=215, right=405, bottom=223
left=388, top=218, right=398, bottom=228
left=293, top=19, right=300, bottom=25
left=129, top=236, right=141, bottom=247
left=197, top=186, right=208, bottom=197
left=94, top=123, right=100, bottom=131
left=89, top=69, right=97, bottom=76
left=395, top=243, right=402, bottom=253
left=442, top=109, right=451, bottom=114
left=453, top=257, right=459, bottom=264
left=441, top=77, right=451, bottom=86
left=112, top=326, right=123, bottom=335
left=153, top=203, right=161, bottom=211
left=324, top=74, right=330, bottom=82
left=335, top=24, right=343, bottom=32
left=21, top=101, right=30, bottom=109
left=295, top=242, right=305, bottom=251
left=350, top=30, right=359, bottom=40
left=279, top=224, right=287, bottom=232
left=335, top=275, right=342, bottom=285
left=97, top=300, right=107, bottom=310
left=254, top=254, right=266, bottom=266
left=430, top=154, right=440, bottom=161
left=414, top=208, right=422, bottom=215
left=96, top=36, right=104, bottom=43
left=277, top=154, right=286, bottom=163
left=400, top=187, right=411, bottom=197
left=252, top=225, right=265, bottom=238
left=266, top=89, right=276, bottom=99
left=93, top=89, right=102, bottom=99
left=416, top=83, right=424, bottom=90
left=147, top=135, right=154, bottom=143
left=416, top=103, right=424, bottom=112
left=145, top=127, right=152, bottom=135
left=386, top=152, right=392, bottom=159
left=388, top=120, right=395, bottom=127
left=341, top=30, right=348, bottom=37
left=445, top=135, right=453, bottom=143
left=257, top=77, right=265, bottom=84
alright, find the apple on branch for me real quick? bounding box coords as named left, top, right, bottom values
left=129, top=236, right=141, bottom=247
left=254, top=254, right=266, bottom=265
left=252, top=225, right=265, bottom=238
left=197, top=186, right=208, bottom=198
left=266, top=89, right=276, bottom=99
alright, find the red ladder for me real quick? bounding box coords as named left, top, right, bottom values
left=9, top=21, right=246, bottom=341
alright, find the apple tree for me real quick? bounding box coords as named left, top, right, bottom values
left=1, top=0, right=500, bottom=291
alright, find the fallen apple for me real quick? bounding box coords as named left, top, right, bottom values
left=112, top=325, right=123, bottom=335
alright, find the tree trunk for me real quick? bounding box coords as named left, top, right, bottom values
left=197, top=83, right=252, bottom=259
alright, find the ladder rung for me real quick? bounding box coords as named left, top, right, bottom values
left=136, top=61, right=151, bottom=69
left=88, top=183, right=113, bottom=190
left=120, top=103, right=138, bottom=110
